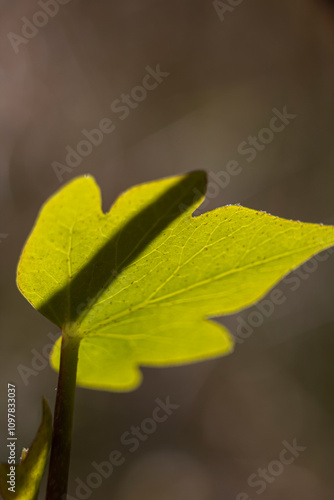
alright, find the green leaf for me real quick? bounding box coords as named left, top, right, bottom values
left=0, top=399, right=52, bottom=500
left=17, top=172, right=334, bottom=391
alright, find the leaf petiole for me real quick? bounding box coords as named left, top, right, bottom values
left=46, top=333, right=80, bottom=500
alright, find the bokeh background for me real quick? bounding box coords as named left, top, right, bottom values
left=1, top=0, right=334, bottom=498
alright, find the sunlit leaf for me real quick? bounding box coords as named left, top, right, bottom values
left=17, top=172, right=334, bottom=391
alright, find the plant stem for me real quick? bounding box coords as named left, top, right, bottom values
left=46, top=333, right=80, bottom=500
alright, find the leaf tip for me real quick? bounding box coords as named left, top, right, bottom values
left=186, top=169, right=207, bottom=186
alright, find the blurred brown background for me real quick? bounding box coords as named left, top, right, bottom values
left=1, top=0, right=334, bottom=498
